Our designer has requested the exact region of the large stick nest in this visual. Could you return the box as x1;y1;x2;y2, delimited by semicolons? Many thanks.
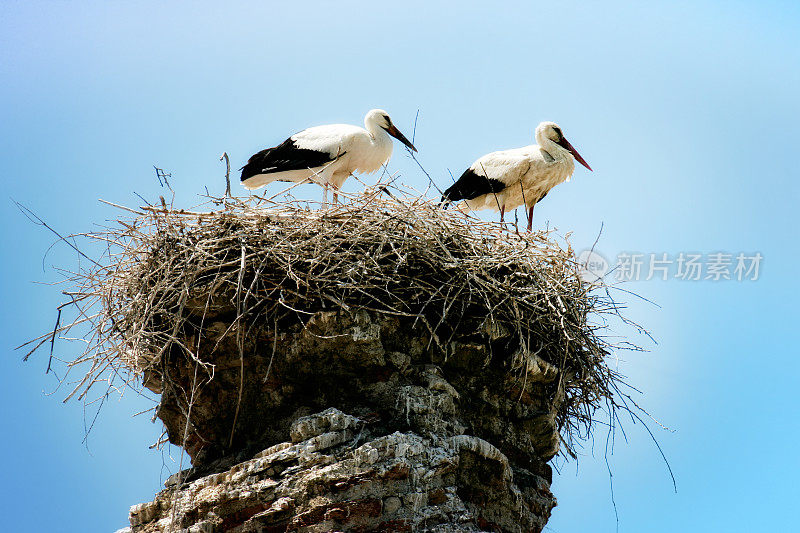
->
25;187;635;458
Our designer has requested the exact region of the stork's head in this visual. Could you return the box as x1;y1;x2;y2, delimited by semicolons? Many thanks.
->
536;121;592;171
365;109;417;152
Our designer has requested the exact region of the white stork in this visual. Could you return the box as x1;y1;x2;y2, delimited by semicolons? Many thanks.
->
442;122;592;231
241;109;417;203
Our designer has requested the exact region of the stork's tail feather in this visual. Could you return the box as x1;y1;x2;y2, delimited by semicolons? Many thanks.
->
240;158;265;184
440;182;463;209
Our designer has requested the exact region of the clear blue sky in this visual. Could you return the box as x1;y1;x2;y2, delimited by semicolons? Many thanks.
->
2;1;798;531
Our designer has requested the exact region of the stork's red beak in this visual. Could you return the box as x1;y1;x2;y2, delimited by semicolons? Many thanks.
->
558;137;592;171
386;124;417;152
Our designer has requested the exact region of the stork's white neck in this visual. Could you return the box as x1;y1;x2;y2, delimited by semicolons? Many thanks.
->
364;118;388;142
535;127;576;182
354;116;394;174
536;130;571;162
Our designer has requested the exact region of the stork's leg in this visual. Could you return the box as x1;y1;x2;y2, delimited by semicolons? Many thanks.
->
322;182;329;207
527;205;534;232
500;205;505;223
332;185;339;205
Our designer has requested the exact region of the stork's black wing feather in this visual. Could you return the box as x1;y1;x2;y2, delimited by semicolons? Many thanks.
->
441;168;506;203
240;138;344;182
